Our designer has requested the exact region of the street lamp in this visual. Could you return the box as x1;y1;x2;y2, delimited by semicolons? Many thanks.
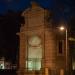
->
59;26;68;71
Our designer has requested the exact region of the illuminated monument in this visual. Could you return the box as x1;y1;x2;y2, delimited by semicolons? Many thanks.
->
17;1;70;75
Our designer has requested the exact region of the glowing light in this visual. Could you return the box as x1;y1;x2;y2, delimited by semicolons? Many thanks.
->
59;26;65;31
0;63;4;69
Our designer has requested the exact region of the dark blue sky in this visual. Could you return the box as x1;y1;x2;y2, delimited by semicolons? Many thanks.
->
0;0;55;13
0;0;75;20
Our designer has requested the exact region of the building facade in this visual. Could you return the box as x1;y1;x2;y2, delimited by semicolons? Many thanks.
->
0;57;12;69
17;2;70;75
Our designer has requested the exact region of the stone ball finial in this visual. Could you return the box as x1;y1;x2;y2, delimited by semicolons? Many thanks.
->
30;1;38;8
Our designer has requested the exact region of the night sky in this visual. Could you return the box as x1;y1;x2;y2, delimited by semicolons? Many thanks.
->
0;0;75;63
0;0;75;20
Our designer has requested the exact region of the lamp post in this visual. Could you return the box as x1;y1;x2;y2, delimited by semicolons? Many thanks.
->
59;26;68;71
65;28;68;71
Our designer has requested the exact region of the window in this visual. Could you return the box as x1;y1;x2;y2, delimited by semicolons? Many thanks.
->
58;40;64;54
26;35;42;71
26;58;41;70
59;40;63;54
